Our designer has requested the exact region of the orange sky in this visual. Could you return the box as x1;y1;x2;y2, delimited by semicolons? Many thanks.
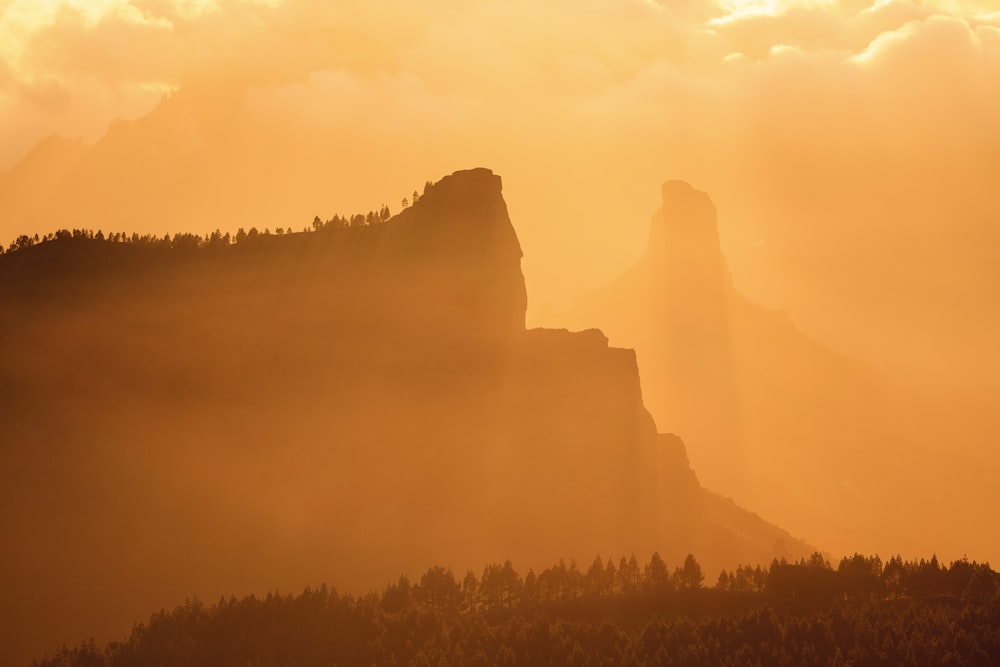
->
2;6;1000;658
2;0;998;397
3;0;998;170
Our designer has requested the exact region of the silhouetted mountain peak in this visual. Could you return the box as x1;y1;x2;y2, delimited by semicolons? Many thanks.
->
648;180;725;276
390;167;526;335
0;167;815;665
403;168;518;251
569;180;740;495
405;168;508;231
660;180;716;227
428;167;501;196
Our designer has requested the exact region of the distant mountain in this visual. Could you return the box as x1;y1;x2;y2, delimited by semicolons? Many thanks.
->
0;81;380;243
0;135;89;234
569;181;999;564
0;168;808;667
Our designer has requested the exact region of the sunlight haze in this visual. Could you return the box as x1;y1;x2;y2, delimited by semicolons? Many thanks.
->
1;0;998;665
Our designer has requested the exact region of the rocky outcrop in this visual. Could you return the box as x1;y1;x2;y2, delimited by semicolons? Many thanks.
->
0;169;805;571
648;180;732;293
493;328;658;561
377;168;527;344
575;180;743;494
0;169;808;667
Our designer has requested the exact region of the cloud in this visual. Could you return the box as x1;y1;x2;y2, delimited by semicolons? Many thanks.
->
0;0;304;166
2;0;998;235
24;3;179;83
0;0;998;398
0;0;992;161
1;0;998;260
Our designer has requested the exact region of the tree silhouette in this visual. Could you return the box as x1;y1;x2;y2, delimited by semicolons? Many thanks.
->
30;552;1000;667
675;554;704;590
644;552;669;591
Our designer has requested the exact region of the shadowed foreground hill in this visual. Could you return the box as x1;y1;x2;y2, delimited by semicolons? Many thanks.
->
37;552;1000;667
0;169;808;666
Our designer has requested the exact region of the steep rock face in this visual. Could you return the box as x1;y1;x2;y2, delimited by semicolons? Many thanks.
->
650;182;739;491
576;180;743;493
493;328;658;562
382;168;528;342
648;180;731;292
0;169;807;667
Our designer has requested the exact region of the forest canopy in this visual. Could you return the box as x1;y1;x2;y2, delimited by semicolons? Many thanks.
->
37;552;1000;667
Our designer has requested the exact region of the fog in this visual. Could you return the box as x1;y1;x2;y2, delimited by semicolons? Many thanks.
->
0;173;809;665
3;0;997;380
1;0;999;663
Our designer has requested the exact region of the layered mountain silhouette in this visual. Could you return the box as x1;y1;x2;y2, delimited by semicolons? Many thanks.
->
0;135;89;231
0;82;363;241
0;168;808;667
569;181;998;563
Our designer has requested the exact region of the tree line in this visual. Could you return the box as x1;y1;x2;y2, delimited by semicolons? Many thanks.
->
36;552;1000;666
1;214;366;256
2;181;440;257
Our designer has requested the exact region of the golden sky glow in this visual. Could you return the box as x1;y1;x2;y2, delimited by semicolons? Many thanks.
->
1;0;997;168
714;0;837;21
2;0;996;428
2;4;1000;662
1;0;998;421
1;0;998;387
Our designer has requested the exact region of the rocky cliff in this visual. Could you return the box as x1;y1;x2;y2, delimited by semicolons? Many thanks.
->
0;168;807;667
575;180;743;493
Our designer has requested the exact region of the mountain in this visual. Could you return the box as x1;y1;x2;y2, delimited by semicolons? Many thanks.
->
0;168;808;667
568;180;1000;564
0;135;89;237
0;81;387;243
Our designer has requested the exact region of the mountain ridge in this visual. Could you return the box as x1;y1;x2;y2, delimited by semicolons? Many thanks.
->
0;167;809;667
